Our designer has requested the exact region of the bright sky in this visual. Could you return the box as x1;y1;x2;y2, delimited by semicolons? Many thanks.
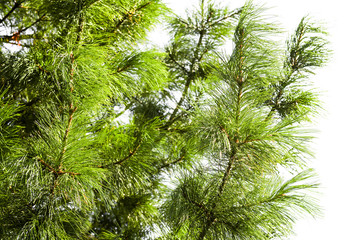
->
159;0;360;239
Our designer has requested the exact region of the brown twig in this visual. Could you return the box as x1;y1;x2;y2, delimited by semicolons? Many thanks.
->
218;151;236;196
0;33;36;43
117;65;131;73
160;155;185;169
58;106;77;161
37;157;57;174
99;140;142;168
37;157;81;176
37;64;50;74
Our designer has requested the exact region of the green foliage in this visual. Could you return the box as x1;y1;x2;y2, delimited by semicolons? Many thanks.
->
0;0;329;239
163;169;319;239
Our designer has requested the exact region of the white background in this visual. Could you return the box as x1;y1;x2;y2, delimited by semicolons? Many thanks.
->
156;0;360;239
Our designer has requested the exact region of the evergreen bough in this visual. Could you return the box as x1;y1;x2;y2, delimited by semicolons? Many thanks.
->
0;0;329;239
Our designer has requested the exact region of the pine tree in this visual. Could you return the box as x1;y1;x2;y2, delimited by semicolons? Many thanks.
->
0;0;329;239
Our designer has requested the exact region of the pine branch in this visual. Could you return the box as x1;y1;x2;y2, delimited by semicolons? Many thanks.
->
99;140;142;168
235;28;245;121
168;52;188;74
216;125;264;200
58;106;77;164
218;150;236;196
114;1;152;30
181;177;218;240
160;154;185;169
17;13;46;34
58;53;77;168
265;18;322;120
0;1;22;24
214;125;236;200
166;29;206;128
181;187;212;219
290;22;306;71
37;157;57;174
180;191;217;240
165;5;241;129
76;14;84;43
0;33;36;43
198;219;216;240
208;8;242;28
36;157;81;176
116;64;132;74
57;169;81;176
0;11;45;46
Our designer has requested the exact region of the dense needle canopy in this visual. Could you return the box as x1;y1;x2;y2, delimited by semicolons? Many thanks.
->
0;0;329;239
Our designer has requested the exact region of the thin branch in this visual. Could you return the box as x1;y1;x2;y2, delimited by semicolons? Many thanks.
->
208;8;242;28
116;65;131;73
168;52;188;74
197;47;208;64
265;95;280;121
165;29;206;128
241;193;286;209
36;64;50;74
56;107;78;176
160;155;185;169
37;157;57;174
58;53;76;167
36;157;81;176
57;170;81;176
266;24;306;120
115;142;141;164
17;13;46;34
219;125;232;146
217;125;237;196
0;10;45;46
218;151;236;196
76;14;84;43
54;52;79;175
114;1;152;30
99;140;142;168
181;188;212;218
290;23;306;71
58;105;77;164
198;219;216;240
165;76;192;128
0;33;36;43
265;78;291;121
235;28;246;122
0;1;22;25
